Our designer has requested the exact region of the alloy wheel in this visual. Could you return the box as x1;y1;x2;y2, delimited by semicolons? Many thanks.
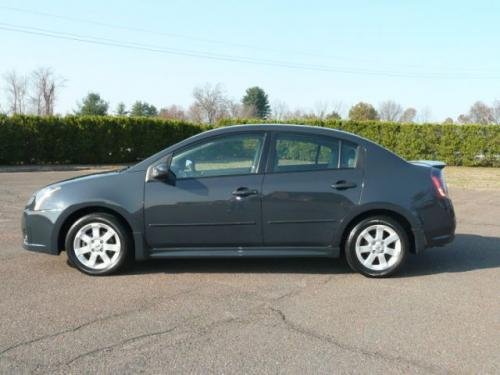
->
354;224;402;271
73;222;122;270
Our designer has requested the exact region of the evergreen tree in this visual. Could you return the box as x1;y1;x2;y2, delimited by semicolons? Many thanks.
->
75;93;109;116
130;101;158;117
242;86;270;119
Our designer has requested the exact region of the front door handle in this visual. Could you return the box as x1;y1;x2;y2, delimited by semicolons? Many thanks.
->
232;187;259;197
331;180;357;190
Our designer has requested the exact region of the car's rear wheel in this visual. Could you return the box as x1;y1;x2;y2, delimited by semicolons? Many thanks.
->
65;213;131;276
345;216;408;277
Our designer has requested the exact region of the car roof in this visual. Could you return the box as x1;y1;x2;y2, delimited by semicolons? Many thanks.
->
202;124;369;144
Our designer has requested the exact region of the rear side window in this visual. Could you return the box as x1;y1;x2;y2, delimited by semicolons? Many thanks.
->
272;133;358;173
272;134;339;173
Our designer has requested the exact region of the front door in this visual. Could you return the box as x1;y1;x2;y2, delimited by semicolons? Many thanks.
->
262;132;363;247
144;132;266;249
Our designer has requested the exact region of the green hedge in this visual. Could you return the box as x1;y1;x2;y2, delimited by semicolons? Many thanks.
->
0;115;498;166
0;115;205;164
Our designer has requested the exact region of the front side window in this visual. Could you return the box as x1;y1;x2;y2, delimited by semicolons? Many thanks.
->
171;133;265;178
272;133;358;173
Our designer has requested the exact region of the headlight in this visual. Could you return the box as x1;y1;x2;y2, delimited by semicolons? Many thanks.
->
34;186;61;211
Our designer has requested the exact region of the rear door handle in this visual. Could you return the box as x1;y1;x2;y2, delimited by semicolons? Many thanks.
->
232;187;259;197
331;180;357;190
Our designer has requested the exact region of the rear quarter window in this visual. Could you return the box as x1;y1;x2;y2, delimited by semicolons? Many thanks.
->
340;141;359;168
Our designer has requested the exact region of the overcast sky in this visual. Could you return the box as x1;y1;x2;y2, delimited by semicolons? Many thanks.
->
1;0;499;121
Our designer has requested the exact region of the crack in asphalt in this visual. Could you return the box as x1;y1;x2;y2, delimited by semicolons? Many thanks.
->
271;275;337;302
0;288;194;357
0;317;121;357
268;307;444;374
274;290;300;301
63;315;238;368
64;326;178;366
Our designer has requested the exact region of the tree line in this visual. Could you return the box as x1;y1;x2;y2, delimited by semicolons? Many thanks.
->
2;67;500;125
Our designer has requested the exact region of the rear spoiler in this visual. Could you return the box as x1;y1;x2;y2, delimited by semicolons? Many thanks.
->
409;160;446;170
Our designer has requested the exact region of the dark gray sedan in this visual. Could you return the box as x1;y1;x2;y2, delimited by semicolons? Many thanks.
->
22;124;455;277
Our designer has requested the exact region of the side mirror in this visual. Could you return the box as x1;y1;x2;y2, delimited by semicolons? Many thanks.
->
151;163;170;179
147;154;176;184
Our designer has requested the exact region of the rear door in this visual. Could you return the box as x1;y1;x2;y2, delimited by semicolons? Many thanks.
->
262;132;363;247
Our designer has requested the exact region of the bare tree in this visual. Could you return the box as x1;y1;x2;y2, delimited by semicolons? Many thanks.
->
378;100;403;122
292;108;319;120
492;100;500;125
159;105;187;120
416;106;432;123
191;83;228;124
225;100;248;118
241;103;259;118
311;101;345;120
312;101;330;119
400;108;417;123
3;70;28;114
468;101;494;125
270;100;289;121
330;101;345;119
30;67;65;115
188;103;204;123
457;114;471;124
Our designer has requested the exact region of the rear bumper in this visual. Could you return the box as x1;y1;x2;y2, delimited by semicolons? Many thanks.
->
418;197;456;250
22;208;62;255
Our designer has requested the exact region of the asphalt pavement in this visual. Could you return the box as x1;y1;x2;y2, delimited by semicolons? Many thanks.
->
0;170;499;374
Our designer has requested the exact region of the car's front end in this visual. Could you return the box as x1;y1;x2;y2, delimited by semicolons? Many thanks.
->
22;185;65;254
22;169;145;257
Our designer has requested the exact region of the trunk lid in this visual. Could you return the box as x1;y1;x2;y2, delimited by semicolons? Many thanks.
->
409;160;446;170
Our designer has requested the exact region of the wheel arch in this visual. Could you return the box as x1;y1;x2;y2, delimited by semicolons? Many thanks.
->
56;205;135;255
336;206;421;256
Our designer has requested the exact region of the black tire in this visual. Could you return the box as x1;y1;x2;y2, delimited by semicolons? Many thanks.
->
65;213;132;276
344;216;409;277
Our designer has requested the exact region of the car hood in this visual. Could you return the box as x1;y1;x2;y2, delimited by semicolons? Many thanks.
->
41;170;122;191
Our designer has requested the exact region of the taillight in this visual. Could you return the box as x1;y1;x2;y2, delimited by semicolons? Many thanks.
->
431;170;447;198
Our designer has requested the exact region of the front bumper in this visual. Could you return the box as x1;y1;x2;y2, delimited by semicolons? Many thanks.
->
22;208;62;255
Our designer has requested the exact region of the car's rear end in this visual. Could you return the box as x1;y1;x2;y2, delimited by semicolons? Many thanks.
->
410;160;456;248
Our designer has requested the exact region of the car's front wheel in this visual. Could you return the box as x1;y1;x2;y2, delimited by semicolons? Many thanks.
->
345;216;409;277
65;213;131;276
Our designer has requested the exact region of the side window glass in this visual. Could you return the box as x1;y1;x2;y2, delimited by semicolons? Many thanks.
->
273;134;340;172
340;141;358;168
275;139;317;167
171;134;264;178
